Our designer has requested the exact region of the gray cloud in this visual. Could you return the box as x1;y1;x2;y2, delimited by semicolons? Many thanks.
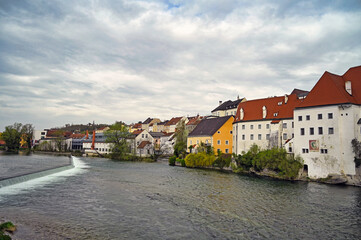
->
0;0;360;130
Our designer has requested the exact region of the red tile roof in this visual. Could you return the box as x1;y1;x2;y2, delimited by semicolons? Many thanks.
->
165;117;182;126
137;141;151;149
70;134;85;139
133;123;142;128
0;140;5;145
186;116;204;125
132;130;143;136
297;66;361;108
235;94;303;123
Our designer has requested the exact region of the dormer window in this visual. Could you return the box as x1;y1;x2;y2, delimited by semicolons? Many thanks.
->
278;102;282;105
273;112;278;117
262;106;267;119
240;108;244;120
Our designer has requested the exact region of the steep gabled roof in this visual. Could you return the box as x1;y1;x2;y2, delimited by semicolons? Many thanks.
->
187;116;204;125
290;88;309;98
138;141;151;149
234;94;302;123
132;130;143;136
297;66;361;108
142;118;153;124
165;117;182;126
189;116;233;137
211;98;245;112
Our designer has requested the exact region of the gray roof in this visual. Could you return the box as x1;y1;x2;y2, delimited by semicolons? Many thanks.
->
188;116;233;137
211;98;244;112
143;117;153;124
149;132;165;138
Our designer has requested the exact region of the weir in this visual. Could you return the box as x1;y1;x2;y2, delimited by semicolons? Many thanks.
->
0;158;74;188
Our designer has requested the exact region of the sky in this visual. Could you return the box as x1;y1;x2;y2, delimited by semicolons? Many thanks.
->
1;0;361;130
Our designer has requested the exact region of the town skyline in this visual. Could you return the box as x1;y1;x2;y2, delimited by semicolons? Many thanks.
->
1;0;361;130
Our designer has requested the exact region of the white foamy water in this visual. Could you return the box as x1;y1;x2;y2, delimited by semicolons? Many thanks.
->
0;157;88;200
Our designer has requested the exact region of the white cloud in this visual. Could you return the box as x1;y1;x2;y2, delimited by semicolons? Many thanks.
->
0;0;360;130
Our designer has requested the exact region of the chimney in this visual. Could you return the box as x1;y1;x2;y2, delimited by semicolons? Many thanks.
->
91;130;95;150
219;101;222;105
284;94;288;104
345;81;352;95
237;95;239;100
86;130;89;139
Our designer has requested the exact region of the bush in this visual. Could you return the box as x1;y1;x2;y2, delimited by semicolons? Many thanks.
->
184;152;216;168
169;155;176;166
213;153;232;169
234;145;303;180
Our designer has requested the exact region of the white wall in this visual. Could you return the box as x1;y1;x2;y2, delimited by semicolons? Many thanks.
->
294;105;358;178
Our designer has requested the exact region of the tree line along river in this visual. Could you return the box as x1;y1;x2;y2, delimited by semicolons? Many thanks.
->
0;154;360;239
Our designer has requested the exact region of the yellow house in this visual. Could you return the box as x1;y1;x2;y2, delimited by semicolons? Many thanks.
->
187;116;234;154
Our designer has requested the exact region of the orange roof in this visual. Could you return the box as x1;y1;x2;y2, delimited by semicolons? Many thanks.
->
165;117;182;126
187;116;204;125
297;66;361;108
137;141;151;149
235;94;302;123
70;134;85;139
0;140;5;145
132;130;143;136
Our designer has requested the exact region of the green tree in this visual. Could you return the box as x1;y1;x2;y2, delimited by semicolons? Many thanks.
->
105;122;130;160
21;124;34;150
2;123;23;152
173;119;188;157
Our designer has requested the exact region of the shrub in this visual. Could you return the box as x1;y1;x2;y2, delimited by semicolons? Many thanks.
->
234;145;303;180
184;152;215;168
169;155;176;166
213;153;232;169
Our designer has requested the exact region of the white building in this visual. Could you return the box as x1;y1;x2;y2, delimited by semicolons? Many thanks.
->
233;93;305;154
294;66;361;183
212;97;246;117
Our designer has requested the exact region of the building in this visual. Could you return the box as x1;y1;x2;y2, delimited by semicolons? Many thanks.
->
211;97;246;117
133;130;154;156
164;117;188;133
83;132;112;155
294;65;361;183
233;92;305;154
141;118;161;131
186;115;205;133
187;116;234;154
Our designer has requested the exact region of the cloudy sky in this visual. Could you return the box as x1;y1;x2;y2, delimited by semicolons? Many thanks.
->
1;0;360;130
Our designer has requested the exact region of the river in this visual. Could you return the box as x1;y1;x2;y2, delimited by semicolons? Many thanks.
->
0;154;360;239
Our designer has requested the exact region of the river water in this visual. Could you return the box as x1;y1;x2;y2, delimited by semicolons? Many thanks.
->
0;155;360;239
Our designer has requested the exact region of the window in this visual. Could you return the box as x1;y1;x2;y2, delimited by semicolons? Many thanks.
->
217;131;221;134
145;134;148;138
292;122;294;128
266;124;270;129
250;125;254;130
274;113;278;117
298;116;302;121
258;124;261;129
230;131;232;134
190;140;192;145
225;149;229;153
242;125;245;130
225;140;229;145
217;140;221;145
292;133;294;138
250;134;254;140
306;115;310;120
301;128;305;135
206;140;209;144
283;123;287;128
302;148;309;153
321;149;328;154
278;101;282;105
258;134;262;140
328;113;333;119
197;140;199;144
242;134;245;140
318;114;322;120
266;134;270;140
310;128;314;135
283;133;287;140
142;134;144;138
328;127;334;134
318;127;323;135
